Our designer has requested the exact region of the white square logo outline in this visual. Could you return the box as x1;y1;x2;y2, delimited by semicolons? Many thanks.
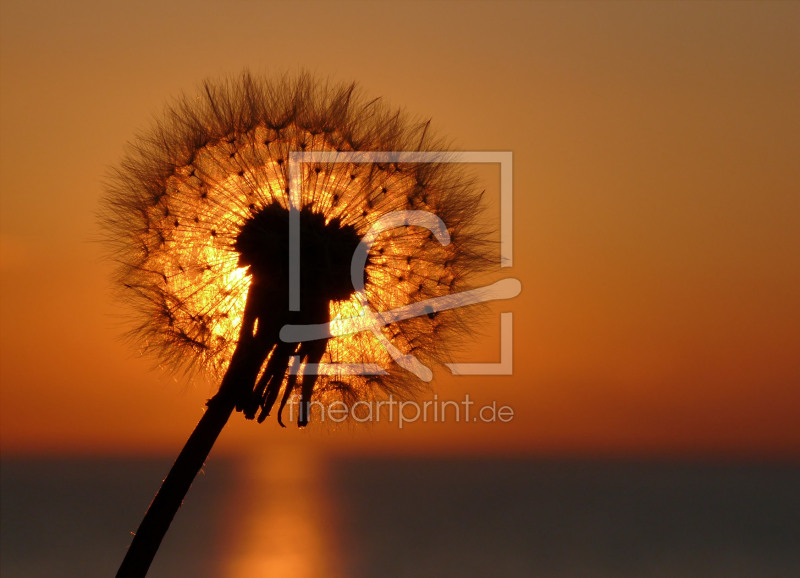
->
285;151;514;377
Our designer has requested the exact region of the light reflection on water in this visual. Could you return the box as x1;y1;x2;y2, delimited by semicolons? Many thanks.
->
2;456;799;577
220;445;347;578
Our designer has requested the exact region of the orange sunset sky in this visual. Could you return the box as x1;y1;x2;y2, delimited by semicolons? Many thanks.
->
1;1;798;460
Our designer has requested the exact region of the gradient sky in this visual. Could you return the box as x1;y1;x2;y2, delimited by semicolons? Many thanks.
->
1;0;798;459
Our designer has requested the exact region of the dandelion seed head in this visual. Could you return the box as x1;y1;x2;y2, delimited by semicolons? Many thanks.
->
103;71;492;422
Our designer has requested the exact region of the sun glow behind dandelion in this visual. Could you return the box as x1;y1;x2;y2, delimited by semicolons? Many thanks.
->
104;72;493;427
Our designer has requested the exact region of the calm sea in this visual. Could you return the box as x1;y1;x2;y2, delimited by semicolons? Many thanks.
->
2;453;799;577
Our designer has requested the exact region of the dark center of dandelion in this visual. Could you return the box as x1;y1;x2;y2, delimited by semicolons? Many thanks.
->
235;203;362;307
225;203;365;427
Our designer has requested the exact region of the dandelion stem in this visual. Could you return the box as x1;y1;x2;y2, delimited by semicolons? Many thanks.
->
115;388;237;578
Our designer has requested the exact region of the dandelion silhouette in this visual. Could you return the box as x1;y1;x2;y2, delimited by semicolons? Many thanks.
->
103;72;493;577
